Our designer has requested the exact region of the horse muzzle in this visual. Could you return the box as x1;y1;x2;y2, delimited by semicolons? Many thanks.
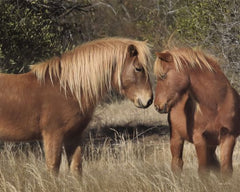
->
154;103;168;113
135;94;153;109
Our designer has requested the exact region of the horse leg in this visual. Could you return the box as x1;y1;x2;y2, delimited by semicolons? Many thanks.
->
219;130;236;175
70;146;82;176
207;146;220;171
193;132;208;174
64;136;83;176
42;131;63;175
170;133;184;173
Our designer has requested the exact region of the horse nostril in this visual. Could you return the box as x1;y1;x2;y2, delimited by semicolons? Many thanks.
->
147;98;153;107
154;104;159;111
138;97;153;108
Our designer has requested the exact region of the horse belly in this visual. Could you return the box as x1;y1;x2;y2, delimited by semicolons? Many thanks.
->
0;114;41;141
0;99;41;141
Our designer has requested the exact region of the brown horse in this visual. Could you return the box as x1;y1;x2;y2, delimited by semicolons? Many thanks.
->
153;47;240;175
0;37;153;175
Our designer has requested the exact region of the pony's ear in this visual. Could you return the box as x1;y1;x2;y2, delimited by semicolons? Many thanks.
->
156;52;173;62
128;44;138;57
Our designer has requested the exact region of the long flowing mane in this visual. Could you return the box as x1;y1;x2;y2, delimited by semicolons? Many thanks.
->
155;47;221;75
30;37;151;111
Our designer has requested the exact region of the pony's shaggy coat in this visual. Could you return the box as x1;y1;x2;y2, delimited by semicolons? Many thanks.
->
154;47;240;175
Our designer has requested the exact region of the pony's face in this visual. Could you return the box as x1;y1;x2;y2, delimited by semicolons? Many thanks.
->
154;51;189;113
120;45;153;108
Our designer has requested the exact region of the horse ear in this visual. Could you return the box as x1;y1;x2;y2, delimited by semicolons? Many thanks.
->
156;52;173;62
128;44;138;57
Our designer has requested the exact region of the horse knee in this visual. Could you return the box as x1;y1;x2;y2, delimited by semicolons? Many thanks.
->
44;151;62;175
193;132;205;146
171;157;183;173
43;133;63;175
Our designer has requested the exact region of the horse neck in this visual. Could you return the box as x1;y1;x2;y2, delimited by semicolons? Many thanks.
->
188;70;229;110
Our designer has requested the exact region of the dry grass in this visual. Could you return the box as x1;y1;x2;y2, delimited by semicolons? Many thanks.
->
1;137;240;192
0;100;240;192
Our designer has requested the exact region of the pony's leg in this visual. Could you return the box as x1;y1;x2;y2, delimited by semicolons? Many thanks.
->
170;133;184;173
193;132;208;173
207;146;220;171
42;132;63;175
219;133;235;175
70;146;82;176
64;137;83;176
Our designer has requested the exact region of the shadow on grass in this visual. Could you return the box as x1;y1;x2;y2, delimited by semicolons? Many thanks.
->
0;124;169;157
82;124;169;145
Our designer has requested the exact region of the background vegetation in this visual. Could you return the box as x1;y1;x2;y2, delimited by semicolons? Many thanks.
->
0;0;239;90
0;1;240;191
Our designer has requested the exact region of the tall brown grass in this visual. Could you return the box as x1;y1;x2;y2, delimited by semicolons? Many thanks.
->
0;101;240;192
0;135;240;192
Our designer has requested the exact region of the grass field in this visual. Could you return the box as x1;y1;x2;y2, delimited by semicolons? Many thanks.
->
0;101;240;192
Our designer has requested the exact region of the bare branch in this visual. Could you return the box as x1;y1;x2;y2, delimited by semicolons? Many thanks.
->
90;2;117;15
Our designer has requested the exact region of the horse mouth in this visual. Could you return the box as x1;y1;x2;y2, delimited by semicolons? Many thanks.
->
154;103;168;113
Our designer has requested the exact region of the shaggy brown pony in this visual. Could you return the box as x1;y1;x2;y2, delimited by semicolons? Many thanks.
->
154;47;240;175
0;37;153;175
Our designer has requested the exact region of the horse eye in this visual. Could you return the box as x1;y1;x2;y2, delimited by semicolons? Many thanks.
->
135;67;143;72
159;73;167;80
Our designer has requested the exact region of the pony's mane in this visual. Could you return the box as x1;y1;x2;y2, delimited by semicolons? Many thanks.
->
30;37;151;111
154;47;220;76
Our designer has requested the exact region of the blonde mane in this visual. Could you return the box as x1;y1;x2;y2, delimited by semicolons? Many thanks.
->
30;37;151;111
154;47;219;76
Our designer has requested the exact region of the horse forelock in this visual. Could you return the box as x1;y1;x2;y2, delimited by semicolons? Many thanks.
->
167;47;218;72
30;37;151;112
153;57;165;77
